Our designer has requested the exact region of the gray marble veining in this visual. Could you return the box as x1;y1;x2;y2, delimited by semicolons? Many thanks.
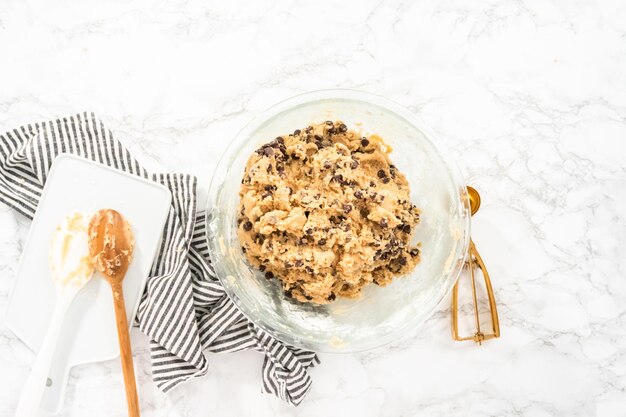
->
1;0;625;416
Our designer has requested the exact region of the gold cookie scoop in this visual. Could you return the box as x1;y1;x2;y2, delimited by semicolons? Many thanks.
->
452;186;500;344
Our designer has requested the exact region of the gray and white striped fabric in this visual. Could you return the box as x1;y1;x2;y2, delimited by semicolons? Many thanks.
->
0;112;319;406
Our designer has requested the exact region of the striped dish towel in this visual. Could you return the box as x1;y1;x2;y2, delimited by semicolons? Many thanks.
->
0;112;319;406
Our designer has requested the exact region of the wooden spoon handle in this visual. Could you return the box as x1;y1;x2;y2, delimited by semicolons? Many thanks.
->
110;282;140;417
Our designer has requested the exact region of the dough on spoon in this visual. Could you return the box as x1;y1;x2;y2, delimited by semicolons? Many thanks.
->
50;212;94;286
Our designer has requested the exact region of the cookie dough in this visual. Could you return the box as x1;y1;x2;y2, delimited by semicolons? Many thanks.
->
237;121;421;304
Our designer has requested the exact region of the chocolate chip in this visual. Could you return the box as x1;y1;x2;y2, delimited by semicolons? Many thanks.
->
410;248;420;257
398;257;407;266
360;208;370;218
382;177;390;184
315;141;323;149
355;190;363;199
332;174;343;183
294;129;301;135
305;294;314;300
264;185;273;191
284;262;292;268
267;164;272;173
350;160;359;169
259;265;266;272
338;123;347;132
277;165;285;173
377;169;386;178
291;153;299;160
284;289;293;298
370;181;376;187
305;228;313;235
295;260;304;267
263;147;274;156
380;219;388;228
276;137;284;144
241;246;246;253
243;221;252;231
361;138;369;147
341;284;350;291
265;271;274;279
304;211;310;218
402;224;411;234
315;134;323;141
327;292;336;301
323;161;332;169
343;204;352;213
325;120;333;126
318;238;327;245
305;266;314;274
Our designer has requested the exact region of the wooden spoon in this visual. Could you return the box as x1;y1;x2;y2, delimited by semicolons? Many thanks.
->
88;209;139;417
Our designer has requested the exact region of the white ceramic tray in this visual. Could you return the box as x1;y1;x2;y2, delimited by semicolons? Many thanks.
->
5;154;172;414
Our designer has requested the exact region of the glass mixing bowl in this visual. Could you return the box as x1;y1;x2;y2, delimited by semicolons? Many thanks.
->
206;89;470;353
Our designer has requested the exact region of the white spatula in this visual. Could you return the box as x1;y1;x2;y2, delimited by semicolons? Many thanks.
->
15;212;94;417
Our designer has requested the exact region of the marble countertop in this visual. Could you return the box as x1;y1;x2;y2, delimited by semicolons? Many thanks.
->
1;0;625;416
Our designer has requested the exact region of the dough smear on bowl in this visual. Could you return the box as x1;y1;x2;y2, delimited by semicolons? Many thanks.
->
237;121;421;304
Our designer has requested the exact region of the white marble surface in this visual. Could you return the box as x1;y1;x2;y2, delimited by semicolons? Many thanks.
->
1;0;625;416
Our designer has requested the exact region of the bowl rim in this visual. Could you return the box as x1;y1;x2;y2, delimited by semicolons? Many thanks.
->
206;88;471;353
